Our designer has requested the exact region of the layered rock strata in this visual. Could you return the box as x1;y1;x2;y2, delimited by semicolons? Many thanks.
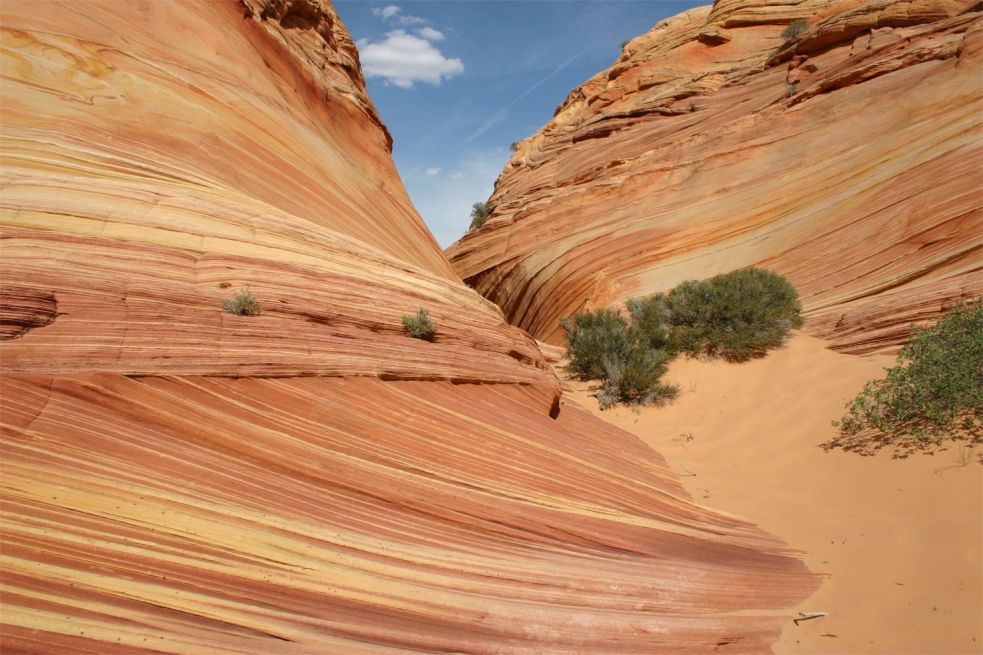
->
0;1;817;652
3;375;812;653
447;0;983;353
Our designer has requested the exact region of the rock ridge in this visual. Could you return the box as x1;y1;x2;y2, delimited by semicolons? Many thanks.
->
240;0;395;151
448;0;982;353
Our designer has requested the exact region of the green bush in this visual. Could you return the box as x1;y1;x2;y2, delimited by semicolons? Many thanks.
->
222;288;262;316
561;269;802;408
626;294;673;353
402;309;436;340
598;348;678;409
561;307;678;409
664;268;803;362
836;301;983;443
469;201;494;231
560;309;632;380
782;19;807;41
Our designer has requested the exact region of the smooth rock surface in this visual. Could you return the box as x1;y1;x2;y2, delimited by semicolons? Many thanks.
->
2;374;814;653
447;0;982;353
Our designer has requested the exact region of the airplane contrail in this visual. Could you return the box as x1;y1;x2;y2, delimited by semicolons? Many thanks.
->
464;38;603;144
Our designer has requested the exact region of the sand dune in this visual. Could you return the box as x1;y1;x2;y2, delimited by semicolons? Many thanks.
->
566;334;982;654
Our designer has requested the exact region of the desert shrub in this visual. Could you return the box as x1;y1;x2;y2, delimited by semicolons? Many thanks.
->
597;348;678;409
664;268;803;362
469;201;494;230
402;309;436;340
560;308;632;380
836;301;983;443
510;141;520;152
782;19;807;41
562;269;802;408
627;294;673;353
562;306;678;409
222;288;262;316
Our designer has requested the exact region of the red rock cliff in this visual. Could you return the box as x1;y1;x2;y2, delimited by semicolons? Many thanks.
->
447;0;982;353
1;1;815;652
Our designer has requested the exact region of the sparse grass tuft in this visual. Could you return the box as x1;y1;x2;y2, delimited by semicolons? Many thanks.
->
402;309;436;340
222;288;262;316
782;19;808;42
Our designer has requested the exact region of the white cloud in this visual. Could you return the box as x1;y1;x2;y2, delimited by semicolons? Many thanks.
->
358;30;463;88
449;172;464;181
398;15;428;26
372;4;401;20
425;167;442;176
416;26;445;41
372;4;428;25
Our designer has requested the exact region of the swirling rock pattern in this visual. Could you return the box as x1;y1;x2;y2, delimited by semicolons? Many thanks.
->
2;375;813;653
1;0;816;652
447;0;982;353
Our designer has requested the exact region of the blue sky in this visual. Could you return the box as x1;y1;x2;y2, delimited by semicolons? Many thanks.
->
334;1;703;247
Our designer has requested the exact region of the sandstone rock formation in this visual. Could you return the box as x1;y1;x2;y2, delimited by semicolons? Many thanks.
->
447;0;982;353
0;1;815;652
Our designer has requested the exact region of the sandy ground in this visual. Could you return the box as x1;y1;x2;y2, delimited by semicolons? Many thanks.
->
565;335;982;654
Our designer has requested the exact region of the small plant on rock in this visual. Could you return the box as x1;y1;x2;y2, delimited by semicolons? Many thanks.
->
469;201;494;231
402;309;436;340
782;19;807;42
222;287;262;316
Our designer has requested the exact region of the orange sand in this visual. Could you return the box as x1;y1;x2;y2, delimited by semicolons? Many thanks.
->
566;335;982;654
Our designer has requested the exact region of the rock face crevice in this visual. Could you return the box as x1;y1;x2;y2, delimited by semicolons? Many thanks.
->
448;0;982;354
1;1;816;652
0;286;57;340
